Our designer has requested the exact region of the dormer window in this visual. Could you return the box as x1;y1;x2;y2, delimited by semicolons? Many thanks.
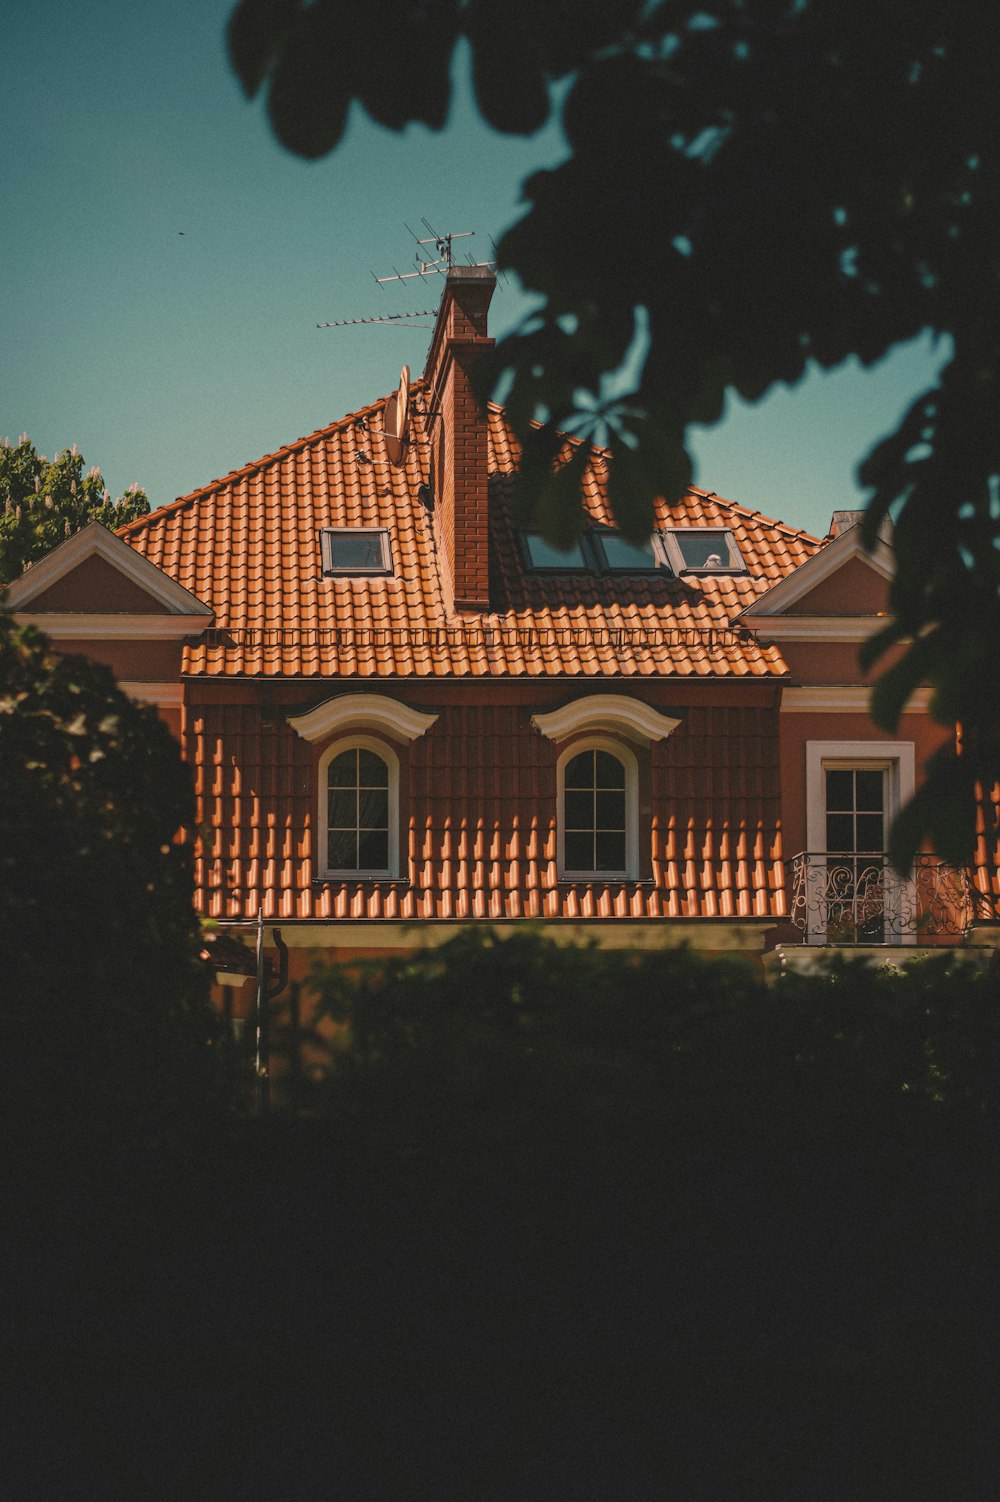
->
662;528;745;574
320;528;392;576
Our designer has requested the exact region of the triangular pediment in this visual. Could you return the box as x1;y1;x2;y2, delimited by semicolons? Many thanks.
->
741;521;893;623
7;521;210;618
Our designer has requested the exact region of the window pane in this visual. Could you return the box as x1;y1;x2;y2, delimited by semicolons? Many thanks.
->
855;770;884;812
825;769;854;811
328;750;357;787
325;531;389;571
673;531;732;569
522;533;589;570
855;814;885;852
328;829;357;868
564;831;594;870
826;813;854;852
358;788;388;829
595;790;626;827
357;749;388;788
358;830;389;870
594;532;659;572
564;790;593;830
328;790;357;827
595;831;627;870
593;751;625;787
564;752;594;790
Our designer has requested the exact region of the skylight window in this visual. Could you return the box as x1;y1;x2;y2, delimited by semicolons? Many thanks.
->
590;530;666;573
520;528;674;575
320;528;393;576
520;533;590;572
661;528;745;573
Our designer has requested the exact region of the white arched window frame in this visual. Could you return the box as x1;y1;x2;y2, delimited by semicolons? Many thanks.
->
317;735;400;879
287;693;438;882
556;736;639;880
532;696;682;883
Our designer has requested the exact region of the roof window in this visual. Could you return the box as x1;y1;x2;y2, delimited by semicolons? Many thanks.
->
521;528;671;575
520;533;590;572
661;528;745;574
590;529;665;573
320;527;393;576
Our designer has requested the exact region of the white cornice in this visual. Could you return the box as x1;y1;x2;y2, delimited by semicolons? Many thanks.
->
745;615;889;642
781;686;932;713
532;694;682;746
118;681;185;708
287;692;439;744
741;523;894;620
15;612;212;639
6;520;210;616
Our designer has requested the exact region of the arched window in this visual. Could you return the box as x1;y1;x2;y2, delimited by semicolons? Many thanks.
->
326;744;391;873
533;696;682;883
563;747;627;874
318;736;400;878
557;737;639;879
287;695;438;884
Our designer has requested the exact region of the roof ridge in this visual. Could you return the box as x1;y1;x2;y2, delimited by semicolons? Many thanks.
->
116;384;422;539
686;486;822;545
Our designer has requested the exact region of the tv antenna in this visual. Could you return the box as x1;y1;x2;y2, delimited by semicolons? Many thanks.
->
316;309;438;330
373;219;493;288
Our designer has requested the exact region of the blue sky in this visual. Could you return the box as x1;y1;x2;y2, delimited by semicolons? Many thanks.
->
3;0;946;541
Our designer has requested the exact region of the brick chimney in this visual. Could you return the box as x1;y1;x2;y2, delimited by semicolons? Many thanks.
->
423;264;495;612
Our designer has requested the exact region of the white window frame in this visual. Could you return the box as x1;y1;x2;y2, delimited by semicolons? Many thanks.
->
556;736;639;881
804;740;916;945
660;527;746;574
318;734;400;880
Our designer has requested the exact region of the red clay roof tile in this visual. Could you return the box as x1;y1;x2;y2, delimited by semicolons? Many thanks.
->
118;388;819;681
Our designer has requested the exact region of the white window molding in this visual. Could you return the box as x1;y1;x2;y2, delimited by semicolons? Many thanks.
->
557;736;639;881
532;694;681;749
318;735;401;879
805;741;915;851
803;739;916;945
288;693;437;745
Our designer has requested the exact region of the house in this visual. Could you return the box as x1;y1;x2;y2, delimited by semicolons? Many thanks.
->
10;265;999;1001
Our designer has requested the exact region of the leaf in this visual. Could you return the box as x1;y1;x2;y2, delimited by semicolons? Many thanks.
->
227;0;302;98
264;5;350;158
888;747;978;875
466;2;551;134
868;630;940;730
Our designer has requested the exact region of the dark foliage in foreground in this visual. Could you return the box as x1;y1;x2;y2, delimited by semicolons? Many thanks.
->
8;931;1000;1497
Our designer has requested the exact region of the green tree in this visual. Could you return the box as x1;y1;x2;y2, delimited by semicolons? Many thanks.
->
227;0;1000;869
0;607;227;1145
0;434;150;585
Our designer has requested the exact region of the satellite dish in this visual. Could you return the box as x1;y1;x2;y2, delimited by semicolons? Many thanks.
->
383;364;410;467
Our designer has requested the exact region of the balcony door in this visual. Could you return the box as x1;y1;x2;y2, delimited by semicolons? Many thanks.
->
805;741;916;946
823;763;889;942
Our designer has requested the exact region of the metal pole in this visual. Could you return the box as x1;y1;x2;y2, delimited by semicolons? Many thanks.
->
254;907;269;1114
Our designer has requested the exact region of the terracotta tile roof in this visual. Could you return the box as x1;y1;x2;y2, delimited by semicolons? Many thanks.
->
192;699;785;923
119;388;821;680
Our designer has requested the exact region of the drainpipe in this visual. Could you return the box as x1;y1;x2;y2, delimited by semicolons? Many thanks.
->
254;909;268;1114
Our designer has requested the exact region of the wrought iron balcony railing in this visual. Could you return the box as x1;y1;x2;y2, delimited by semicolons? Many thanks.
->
788;852;973;945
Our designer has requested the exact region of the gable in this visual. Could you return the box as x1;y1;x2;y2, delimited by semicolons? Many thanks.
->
22;551;174;614
7;519;211;622
783;554;889;616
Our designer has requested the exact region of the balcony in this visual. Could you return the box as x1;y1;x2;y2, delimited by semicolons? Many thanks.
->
788;852;975;946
